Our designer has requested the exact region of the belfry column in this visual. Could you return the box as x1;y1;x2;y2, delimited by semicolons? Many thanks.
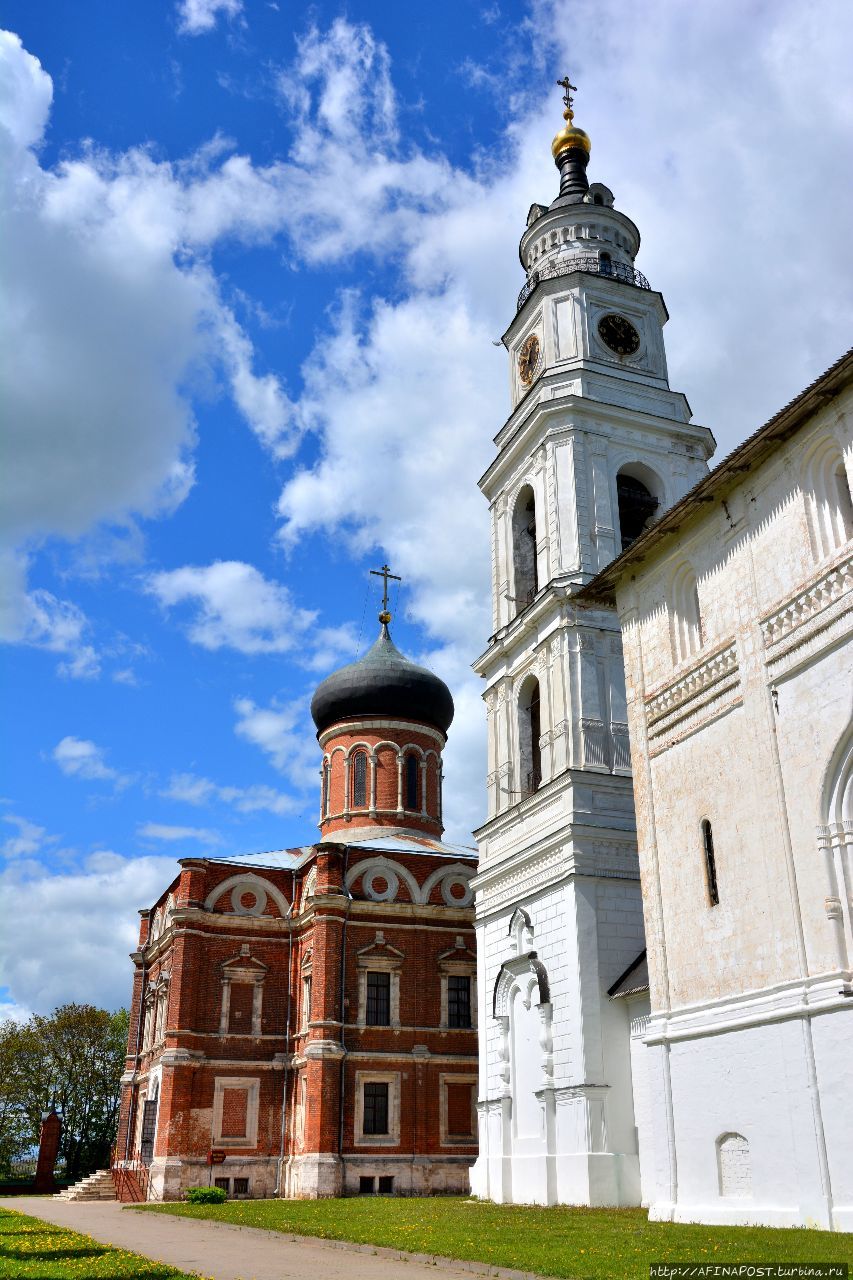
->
470;77;713;1207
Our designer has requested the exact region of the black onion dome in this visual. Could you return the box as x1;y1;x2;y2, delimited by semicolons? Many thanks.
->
311;624;454;737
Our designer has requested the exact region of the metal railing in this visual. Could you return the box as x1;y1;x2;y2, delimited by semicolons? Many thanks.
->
517;255;651;311
111;1147;153;1202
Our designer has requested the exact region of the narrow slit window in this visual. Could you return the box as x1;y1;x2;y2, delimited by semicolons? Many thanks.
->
702;819;719;906
405;753;418;810
321;761;330;817
352;751;368;808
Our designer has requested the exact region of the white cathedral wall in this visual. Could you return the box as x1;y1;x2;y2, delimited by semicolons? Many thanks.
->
615;385;853;1230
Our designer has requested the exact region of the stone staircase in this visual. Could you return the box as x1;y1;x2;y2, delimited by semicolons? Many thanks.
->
54;1168;117;1201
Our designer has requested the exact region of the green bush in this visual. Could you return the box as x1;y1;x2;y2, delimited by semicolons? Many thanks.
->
184;1186;226;1205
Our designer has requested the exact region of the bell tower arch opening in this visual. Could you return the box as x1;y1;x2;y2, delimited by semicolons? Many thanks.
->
616;465;661;551
517;676;542;798
512;485;538;613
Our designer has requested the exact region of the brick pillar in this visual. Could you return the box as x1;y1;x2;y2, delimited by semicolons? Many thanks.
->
34;1108;62;1192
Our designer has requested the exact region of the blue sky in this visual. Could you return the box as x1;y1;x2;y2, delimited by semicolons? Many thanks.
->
2;0;852;1018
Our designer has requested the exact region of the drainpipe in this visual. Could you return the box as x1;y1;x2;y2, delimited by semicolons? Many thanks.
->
274;869;296;1197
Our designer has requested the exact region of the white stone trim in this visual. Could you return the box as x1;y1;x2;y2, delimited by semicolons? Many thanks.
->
353;1070;401;1147
211;1076;260;1149
439;1072;478;1145
204;873;291;919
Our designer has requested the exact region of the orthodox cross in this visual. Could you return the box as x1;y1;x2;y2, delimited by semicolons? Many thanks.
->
557;75;577;113
370;563;401;616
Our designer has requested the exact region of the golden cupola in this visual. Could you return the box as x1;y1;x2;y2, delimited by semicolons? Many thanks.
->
551;76;591;203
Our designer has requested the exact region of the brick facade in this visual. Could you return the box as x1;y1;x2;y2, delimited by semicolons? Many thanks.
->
117;629;478;1200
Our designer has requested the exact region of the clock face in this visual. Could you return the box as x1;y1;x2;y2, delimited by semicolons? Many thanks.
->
597;313;641;356
518;333;541;386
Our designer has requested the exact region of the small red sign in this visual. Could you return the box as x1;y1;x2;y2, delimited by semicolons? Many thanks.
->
208;1150;227;1165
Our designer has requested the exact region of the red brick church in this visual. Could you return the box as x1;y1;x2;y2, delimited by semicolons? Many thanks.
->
116;603;478;1199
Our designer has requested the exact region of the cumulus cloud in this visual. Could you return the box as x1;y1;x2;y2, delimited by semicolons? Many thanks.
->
138;822;222;844
0;854;179;1012
0;552;100;679
233;695;318;792
145;560;358;665
52;736;120;783
2;814;59;860
162;771;299;816
177;0;244;36
269;2;853;839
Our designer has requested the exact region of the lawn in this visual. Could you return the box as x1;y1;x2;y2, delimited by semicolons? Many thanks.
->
0;1208;204;1280
141;1196;853;1280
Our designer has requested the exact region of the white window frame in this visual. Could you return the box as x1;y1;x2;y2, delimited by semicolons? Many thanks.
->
439;1072;478;1146
211;1076;260;1149
353;1071;400;1147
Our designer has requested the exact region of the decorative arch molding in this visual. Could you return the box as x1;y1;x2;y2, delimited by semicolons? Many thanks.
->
492;951;551;1018
204;872;291;919
419;862;475;908
817;721;853;968
345;856;475;907
507;906;534;954
345;856;420;905
670;561;703;664
803;434;853;561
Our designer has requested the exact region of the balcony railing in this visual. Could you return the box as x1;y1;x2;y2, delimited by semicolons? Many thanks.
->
517;255;651;311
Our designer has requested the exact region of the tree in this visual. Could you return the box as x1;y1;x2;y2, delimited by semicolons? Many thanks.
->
0;1004;129;1179
0;1021;35;1176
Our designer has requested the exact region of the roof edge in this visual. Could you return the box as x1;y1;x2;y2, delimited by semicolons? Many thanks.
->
575;346;853;607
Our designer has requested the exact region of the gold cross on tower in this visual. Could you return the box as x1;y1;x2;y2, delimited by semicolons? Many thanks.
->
557;75;577;115
370;563;401;624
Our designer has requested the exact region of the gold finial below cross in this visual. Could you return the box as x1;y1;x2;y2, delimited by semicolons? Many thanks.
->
370;563;401;621
557;75;577;116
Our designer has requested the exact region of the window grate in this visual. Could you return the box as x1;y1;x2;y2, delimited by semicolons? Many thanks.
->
363;1082;389;1135
365;971;391;1025
447;975;472;1028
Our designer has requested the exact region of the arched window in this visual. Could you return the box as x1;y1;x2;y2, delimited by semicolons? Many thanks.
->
599;249;612;273
616;469;659;550
405;753;418;810
351;751;368;809
671;565;703;664
321;761;330;817
512;485;538;613
518;678;542;798
805;442;853;559
701;819;719;906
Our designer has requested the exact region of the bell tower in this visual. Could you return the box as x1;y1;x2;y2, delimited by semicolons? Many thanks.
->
469;83;713;1207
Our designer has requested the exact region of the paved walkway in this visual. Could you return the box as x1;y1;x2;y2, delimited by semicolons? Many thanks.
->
1;1197;543;1280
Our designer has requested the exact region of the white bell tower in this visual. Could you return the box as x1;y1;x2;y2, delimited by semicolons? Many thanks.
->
469;80;714;1206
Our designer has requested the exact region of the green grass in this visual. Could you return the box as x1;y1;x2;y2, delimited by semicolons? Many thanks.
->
140;1196;853;1280
0;1208;205;1279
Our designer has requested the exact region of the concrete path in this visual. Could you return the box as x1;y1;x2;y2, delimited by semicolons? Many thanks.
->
1;1197;543;1280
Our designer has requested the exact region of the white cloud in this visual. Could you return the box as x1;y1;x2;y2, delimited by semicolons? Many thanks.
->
269;3;853;839
146;561;311;654
2;814;59;860
0;854;179;1012
161;771;299;816
52;736;119;782
145;560;358;667
0;551;101;679
177;0;244;36
138;822;222;844
233;695;318;791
